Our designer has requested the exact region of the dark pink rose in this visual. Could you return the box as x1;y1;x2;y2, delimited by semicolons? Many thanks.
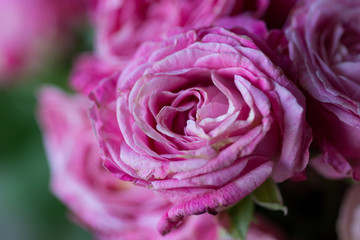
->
89;26;311;234
337;184;360;240
285;0;360;180
0;0;56;84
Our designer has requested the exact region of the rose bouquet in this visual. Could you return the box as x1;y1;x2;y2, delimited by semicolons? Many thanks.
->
37;0;360;239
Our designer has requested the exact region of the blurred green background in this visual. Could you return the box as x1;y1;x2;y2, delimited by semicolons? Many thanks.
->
0;28;92;239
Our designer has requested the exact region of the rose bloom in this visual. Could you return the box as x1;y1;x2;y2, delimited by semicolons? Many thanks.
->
0;0;56;84
285;0;360;180
94;0;272;64
90;26;311;234
38;86;285;240
337;184;360;240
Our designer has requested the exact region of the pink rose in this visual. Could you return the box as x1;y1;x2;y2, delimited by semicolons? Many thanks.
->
95;0;234;63
38;86;285;240
90;26;311;234
337;184;360;240
94;0;274;64
285;0;360;180
0;0;56;84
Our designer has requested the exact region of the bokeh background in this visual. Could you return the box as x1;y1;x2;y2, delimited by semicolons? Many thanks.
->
0;11;93;238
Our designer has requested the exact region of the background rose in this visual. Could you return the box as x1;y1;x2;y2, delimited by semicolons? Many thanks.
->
94;0;276;64
38;87;171;239
337;184;360;240
90;26;311;234
95;0;232;64
285;0;360;180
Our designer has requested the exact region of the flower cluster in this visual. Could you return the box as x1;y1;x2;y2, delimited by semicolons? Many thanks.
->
37;0;360;239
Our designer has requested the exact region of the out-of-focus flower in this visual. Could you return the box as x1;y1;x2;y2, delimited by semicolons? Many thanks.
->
0;0;56;84
0;0;93;86
285;0;360;180
89;26;311;234
38;86;286;240
38;87;170;239
337;184;360;240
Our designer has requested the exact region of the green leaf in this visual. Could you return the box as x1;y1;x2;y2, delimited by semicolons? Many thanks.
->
228;196;254;240
251;179;287;214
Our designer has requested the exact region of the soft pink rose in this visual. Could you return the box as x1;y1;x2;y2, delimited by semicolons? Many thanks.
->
94;0;274;64
337;184;360;240
285;0;360;180
0;0;56;83
89;26;311;234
